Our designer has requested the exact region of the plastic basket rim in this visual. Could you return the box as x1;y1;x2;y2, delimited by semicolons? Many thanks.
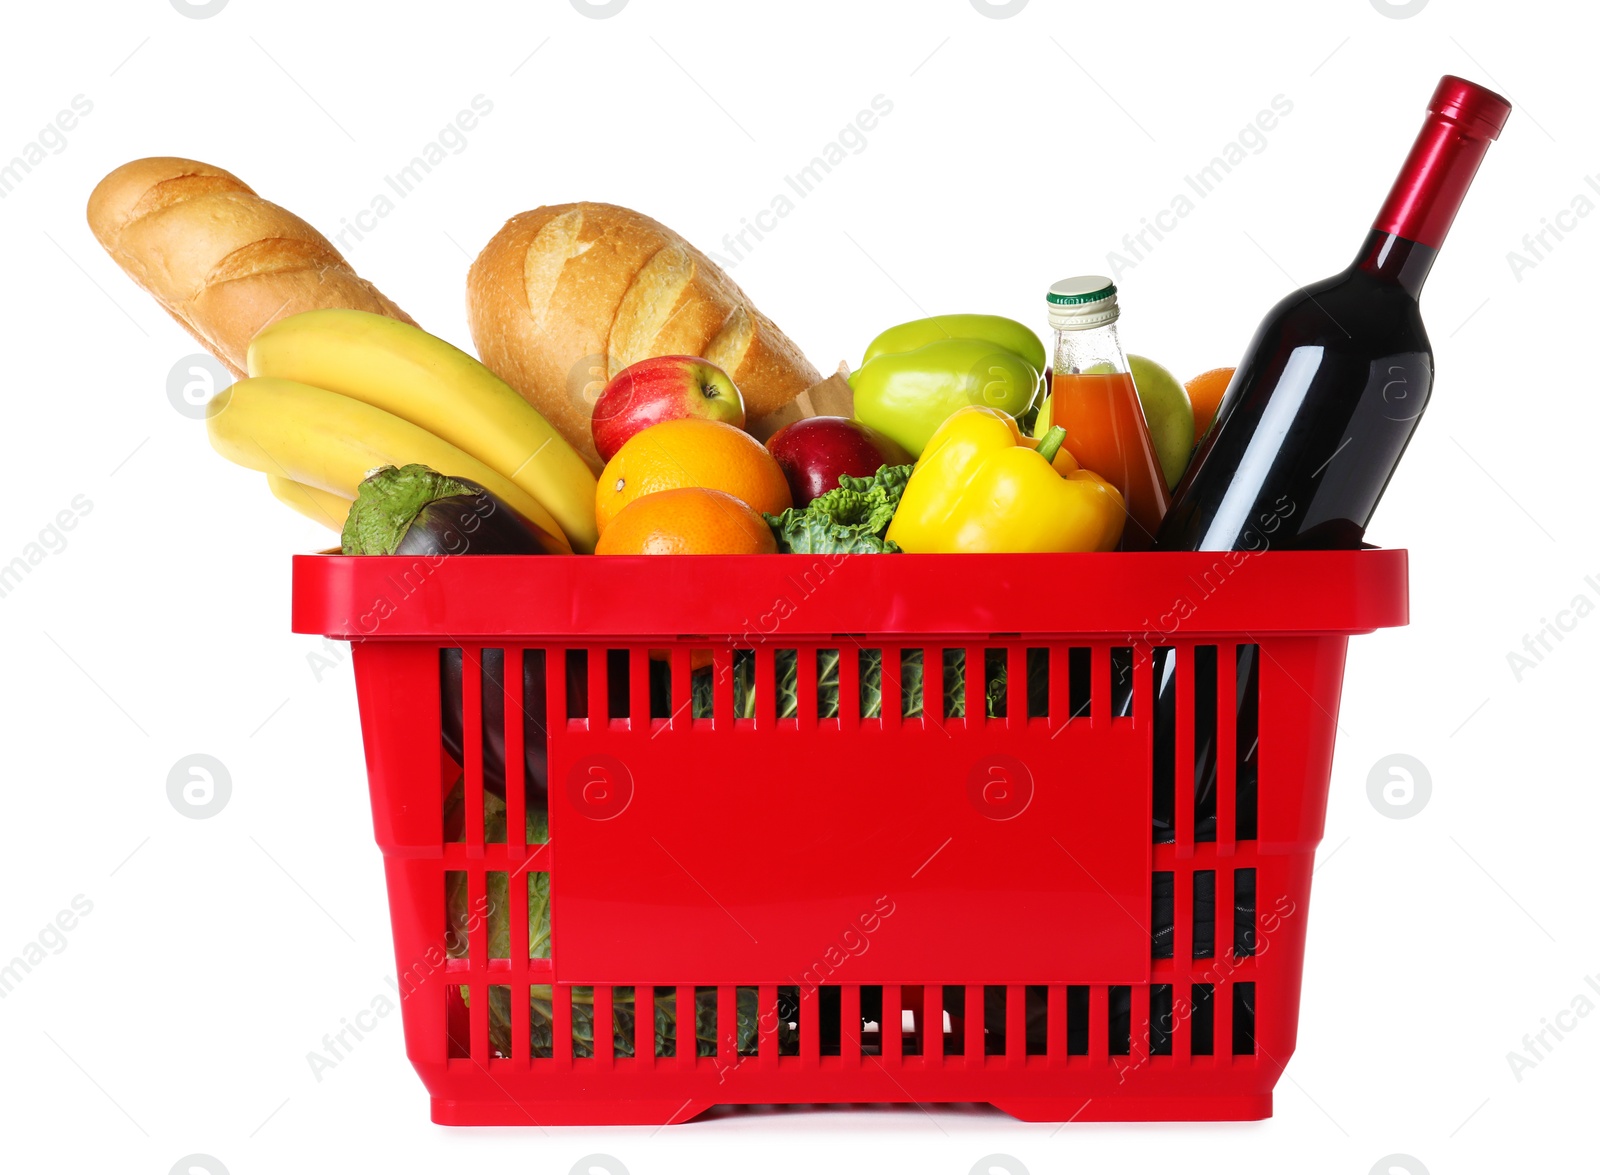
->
290;546;1409;642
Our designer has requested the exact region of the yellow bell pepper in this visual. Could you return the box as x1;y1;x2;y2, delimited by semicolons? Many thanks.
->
886;406;1125;554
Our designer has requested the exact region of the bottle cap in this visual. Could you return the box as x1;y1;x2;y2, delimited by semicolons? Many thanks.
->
1430;75;1512;141
1047;276;1119;330
1373;75;1512;249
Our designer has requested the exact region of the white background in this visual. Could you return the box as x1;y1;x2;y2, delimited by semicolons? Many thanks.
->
0;0;1592;1172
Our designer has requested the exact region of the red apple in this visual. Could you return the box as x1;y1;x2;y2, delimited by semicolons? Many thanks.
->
591;356;745;462
765;416;912;507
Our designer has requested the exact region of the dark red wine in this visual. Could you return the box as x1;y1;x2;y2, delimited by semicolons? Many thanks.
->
1146;77;1509;845
1156;76;1511;552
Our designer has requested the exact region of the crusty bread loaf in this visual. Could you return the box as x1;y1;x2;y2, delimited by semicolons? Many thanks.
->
467;203;821;469
87;157;412;376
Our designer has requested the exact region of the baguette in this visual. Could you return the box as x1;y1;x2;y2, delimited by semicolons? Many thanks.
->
87;157;412;376
467;203;821;469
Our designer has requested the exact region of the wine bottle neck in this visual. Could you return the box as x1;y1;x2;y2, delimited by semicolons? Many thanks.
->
1352;229;1436;297
1370;75;1510;253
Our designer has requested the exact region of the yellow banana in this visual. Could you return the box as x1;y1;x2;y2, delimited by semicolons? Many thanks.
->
266;475;351;532
248;308;599;553
208;377;571;553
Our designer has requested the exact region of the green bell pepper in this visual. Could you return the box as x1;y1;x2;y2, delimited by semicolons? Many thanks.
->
852;316;1044;457
859;313;1048;373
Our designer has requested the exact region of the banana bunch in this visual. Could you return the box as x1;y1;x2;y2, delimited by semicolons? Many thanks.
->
206;309;599;553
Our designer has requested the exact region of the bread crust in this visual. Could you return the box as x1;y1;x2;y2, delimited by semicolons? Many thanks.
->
87;156;411;375
468;202;820;469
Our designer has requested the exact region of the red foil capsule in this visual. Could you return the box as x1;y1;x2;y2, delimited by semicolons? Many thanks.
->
1372;75;1512;250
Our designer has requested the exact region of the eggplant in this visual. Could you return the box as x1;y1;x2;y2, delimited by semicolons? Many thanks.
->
343;464;565;801
440;647;550;803
393;486;556;558
439;648;626;803
341;463;561;558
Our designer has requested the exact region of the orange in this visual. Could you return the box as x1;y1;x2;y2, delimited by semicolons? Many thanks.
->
595;417;792;533
595;487;777;555
1185;367;1235;443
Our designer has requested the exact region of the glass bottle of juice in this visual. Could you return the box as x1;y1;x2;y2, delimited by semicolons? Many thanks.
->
1046;277;1170;550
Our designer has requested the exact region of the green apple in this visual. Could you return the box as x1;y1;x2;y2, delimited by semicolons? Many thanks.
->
1030;356;1194;489
1128;355;1194;490
1031;391;1054;439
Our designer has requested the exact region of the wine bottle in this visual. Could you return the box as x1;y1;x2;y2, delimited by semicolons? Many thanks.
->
1156;76;1511;552
1147;77;1508;846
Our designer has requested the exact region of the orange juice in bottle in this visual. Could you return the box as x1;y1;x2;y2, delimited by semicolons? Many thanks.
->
1046;277;1169;550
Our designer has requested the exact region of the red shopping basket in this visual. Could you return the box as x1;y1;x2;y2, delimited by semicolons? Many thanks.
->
292;547;1406;1125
